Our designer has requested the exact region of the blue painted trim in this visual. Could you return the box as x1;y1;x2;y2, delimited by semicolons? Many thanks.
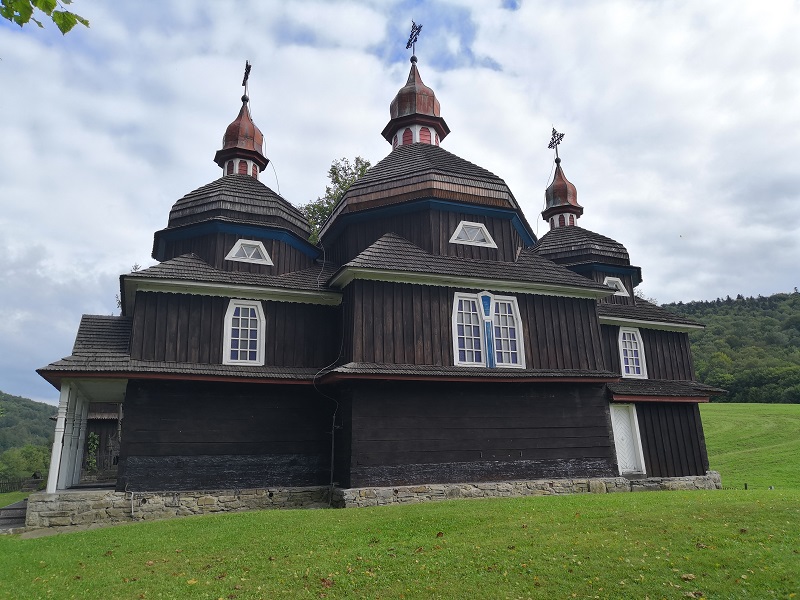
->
157;221;320;259
323;198;537;246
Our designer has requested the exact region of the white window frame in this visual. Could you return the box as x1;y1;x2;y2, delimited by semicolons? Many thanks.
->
603;276;630;297
225;239;274;266
618;327;647;378
449;221;498;248
223;299;266;366
609;403;646;476
452;291;525;369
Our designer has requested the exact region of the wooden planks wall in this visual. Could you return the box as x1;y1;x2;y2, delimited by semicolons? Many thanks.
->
601;325;695;380
636;402;709;477
340;382;617;487
117;380;334;491
326;208;522;265
346;280;605;370
130;292;339;367
164;233;315;275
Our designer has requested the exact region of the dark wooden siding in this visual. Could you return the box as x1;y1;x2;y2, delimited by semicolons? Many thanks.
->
636;402;709;477
163;233;315;275
640;329;696;380
130;291;339;367
346;281;604;370
338;381;616;487
117;380;334;491
601;325;695;380
326;208;521;265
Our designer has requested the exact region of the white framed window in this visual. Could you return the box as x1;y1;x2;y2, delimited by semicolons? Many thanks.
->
223;300;265;365
449;221;497;248
603;276;630;297
452;291;525;368
610;403;646;475
618;327;647;378
225;239;274;266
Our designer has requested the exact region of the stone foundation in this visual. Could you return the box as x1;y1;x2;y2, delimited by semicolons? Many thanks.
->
25;472;721;529
25;486;331;528
334;471;722;507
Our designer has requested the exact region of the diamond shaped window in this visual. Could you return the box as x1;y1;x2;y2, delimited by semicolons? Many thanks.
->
225;239;274;265
449;221;497;248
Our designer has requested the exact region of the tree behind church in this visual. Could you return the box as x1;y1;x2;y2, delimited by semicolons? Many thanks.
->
300;156;370;244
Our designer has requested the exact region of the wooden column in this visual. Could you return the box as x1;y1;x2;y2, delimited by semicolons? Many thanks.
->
47;383;73;493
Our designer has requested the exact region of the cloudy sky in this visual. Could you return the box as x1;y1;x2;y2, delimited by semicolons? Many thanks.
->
1;0;798;404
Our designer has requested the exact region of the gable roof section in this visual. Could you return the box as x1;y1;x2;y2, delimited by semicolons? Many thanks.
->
321;144;532;239
597;298;703;331
122;254;341;314
329;233;613;298
37;314;318;388
165;174;310;237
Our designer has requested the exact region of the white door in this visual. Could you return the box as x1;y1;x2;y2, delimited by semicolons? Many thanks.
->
610;403;645;475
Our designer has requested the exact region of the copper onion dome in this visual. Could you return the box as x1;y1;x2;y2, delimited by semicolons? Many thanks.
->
213;94;269;172
542;157;583;223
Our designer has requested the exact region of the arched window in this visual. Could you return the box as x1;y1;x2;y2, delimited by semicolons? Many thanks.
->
419;127;431;144
223;300;266;365
558;215;566;227
402;128;413;145
226;161;234;175
569;214;575;226
238;160;248;174
251;164;258;178
550;218;554;230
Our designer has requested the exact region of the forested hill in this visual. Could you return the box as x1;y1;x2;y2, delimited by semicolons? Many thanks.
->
0;390;57;454
662;291;800;403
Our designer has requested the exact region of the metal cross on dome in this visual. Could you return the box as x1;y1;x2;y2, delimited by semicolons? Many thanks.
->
242;60;252;95
406;20;423;55
548;127;565;159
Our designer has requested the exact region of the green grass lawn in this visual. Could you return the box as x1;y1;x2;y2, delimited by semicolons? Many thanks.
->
0;491;28;507
0;403;798;599
701;403;800;490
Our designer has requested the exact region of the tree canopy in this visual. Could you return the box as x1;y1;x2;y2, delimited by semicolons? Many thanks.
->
1;0;88;34
663;291;800;403
300;156;371;244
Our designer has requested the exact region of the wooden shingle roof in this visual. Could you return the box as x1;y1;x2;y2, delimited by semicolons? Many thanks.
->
165;174;309;237
321;144;521;237
597;299;703;329
608;378;724;398
331;233;612;297
535;225;630;266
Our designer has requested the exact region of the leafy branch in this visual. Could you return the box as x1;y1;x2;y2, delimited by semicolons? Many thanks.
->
1;0;89;34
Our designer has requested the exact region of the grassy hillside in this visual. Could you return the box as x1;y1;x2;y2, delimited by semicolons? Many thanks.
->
0;390;56;454
0;404;797;598
701;403;800;490
663;291;800;402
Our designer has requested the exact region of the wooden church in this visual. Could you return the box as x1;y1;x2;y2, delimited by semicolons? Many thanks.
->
39;55;722;496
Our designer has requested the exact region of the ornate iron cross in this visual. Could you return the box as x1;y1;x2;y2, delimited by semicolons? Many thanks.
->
548;127;565;158
242;60;252;94
406;21;423;54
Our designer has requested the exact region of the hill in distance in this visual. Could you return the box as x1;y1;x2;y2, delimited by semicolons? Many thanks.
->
663;290;800;403
0;390;57;454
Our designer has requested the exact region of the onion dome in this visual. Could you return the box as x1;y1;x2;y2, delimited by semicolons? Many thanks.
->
381;56;450;148
542;157;583;229
213;94;269;179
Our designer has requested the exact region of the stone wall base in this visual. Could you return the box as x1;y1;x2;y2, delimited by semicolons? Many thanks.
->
25;487;331;528
25;472;721;529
